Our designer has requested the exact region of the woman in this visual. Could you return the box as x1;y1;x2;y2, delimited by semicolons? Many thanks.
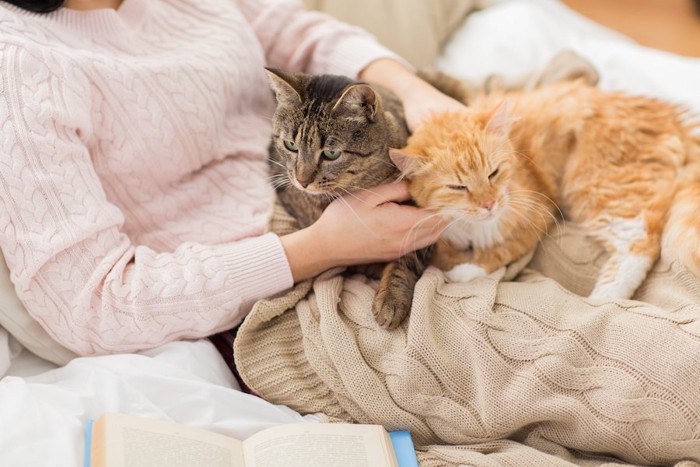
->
0;0;463;356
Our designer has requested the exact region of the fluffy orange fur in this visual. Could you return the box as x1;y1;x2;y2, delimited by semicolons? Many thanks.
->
392;79;700;299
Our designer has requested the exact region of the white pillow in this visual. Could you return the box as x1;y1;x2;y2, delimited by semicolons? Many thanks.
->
437;0;700;113
0;251;77;366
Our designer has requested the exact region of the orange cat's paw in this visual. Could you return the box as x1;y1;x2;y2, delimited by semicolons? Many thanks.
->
445;263;486;283
372;288;411;330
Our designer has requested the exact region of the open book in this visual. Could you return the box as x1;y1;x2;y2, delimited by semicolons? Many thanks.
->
85;412;418;467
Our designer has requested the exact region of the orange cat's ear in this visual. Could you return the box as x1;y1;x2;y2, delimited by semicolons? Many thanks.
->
485;101;519;137
389;148;424;175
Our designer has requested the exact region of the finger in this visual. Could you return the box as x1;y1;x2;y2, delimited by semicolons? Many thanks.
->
391;204;444;225
355;180;411;206
398;231;440;255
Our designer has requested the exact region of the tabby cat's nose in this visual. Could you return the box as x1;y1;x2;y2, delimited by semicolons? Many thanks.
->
297;178;311;188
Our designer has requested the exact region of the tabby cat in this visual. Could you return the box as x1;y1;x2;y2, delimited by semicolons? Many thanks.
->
265;68;429;329
391;79;700;299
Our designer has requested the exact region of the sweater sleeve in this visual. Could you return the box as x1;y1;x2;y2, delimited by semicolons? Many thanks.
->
0;46;293;356
235;0;408;77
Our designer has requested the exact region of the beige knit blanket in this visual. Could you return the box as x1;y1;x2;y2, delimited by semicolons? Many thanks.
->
235;200;700;466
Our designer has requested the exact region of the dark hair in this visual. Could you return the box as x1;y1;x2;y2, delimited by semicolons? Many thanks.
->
1;0;64;13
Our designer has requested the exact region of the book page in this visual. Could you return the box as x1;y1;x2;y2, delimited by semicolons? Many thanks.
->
96;413;246;467
242;423;397;467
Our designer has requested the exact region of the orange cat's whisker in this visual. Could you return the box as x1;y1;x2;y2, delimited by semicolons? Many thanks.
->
508;196;561;232
508;189;563;217
507;198;562;244
401;212;446;252
506;203;553;239
508;191;564;241
437;214;473;237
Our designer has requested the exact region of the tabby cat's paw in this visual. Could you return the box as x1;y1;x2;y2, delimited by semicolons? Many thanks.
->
445;263;486;283
372;288;411;330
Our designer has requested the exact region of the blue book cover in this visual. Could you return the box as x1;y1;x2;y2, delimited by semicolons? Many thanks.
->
389;431;419;467
84;418;94;467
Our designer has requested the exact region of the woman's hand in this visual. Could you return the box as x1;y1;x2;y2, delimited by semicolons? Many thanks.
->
280;181;444;282
280;60;461;283
358;58;466;131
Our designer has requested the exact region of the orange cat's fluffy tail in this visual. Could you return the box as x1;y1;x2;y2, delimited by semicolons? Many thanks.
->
661;134;700;275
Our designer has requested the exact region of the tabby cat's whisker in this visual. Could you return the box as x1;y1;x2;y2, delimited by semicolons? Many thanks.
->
345;185;392;204
335;195;376;237
269;175;291;190
337;187;372;206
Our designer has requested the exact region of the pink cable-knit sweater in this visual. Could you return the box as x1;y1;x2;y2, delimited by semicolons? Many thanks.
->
0;0;397;355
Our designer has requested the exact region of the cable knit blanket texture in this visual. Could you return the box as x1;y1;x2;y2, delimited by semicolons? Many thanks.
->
235;198;700;466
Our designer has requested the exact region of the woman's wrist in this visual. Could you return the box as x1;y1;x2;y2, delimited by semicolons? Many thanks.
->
358;58;434;102
280;226;336;283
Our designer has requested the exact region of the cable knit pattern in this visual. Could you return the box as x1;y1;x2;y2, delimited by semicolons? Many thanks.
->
0;0;398;355
235;202;700;466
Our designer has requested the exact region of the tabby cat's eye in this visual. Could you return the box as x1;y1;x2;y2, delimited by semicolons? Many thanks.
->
322;149;342;160
488;168;499;180
448;184;470;192
283;140;298;152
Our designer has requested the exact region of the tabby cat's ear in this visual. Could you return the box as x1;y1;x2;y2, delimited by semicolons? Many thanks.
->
265;67;302;107
485;101;519;138
389;148;424;175
333;84;380;122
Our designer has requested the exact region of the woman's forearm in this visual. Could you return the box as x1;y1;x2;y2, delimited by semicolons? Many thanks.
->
359;58;433;101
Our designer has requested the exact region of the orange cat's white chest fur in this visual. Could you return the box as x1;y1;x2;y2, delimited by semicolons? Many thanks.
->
441;215;505;250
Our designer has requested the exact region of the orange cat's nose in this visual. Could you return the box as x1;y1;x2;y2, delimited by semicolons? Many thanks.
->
484;201;495;211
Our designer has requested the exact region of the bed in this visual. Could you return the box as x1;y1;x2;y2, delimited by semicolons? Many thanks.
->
2;1;700;465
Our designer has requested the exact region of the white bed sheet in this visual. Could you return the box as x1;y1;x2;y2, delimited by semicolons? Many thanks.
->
439;0;700;114
0;330;315;467
2;1;700;466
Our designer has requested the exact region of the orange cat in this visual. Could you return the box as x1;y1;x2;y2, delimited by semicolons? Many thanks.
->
391;79;700;299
